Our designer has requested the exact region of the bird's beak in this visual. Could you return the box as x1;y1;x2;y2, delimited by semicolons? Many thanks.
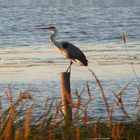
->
37;27;50;31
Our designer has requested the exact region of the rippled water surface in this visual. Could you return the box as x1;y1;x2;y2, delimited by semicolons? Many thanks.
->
0;3;140;46
0;1;140;119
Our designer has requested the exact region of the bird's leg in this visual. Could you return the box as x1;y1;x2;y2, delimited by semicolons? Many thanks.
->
66;60;73;73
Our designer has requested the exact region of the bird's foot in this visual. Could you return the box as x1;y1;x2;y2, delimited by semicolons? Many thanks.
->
66;61;73;73
66;65;71;73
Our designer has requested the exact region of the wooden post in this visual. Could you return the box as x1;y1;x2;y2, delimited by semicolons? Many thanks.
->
60;72;72;121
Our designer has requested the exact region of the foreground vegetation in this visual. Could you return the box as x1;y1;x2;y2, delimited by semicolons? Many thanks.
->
0;71;140;140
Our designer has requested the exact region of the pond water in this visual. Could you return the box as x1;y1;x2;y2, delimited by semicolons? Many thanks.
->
0;1;140;119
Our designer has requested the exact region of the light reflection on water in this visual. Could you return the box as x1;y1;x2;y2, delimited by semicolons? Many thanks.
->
0;2;140;119
0;76;139;120
0;5;140;47
0;42;139;120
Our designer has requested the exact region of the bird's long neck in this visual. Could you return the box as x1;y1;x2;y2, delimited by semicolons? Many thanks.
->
49;30;57;44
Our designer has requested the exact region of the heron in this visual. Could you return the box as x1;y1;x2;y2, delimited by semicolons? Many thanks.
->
39;26;88;72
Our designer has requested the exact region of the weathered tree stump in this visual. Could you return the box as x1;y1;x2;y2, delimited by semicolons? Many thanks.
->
60;72;72;121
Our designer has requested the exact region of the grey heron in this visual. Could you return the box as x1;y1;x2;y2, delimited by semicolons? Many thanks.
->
39;26;88;72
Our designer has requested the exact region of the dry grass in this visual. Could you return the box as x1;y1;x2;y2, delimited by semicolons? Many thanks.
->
0;71;140;140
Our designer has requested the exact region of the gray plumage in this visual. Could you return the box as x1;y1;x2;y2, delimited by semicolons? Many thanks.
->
61;41;88;66
39;26;88;69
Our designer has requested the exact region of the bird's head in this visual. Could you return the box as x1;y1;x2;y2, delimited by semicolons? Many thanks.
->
47;26;57;31
38;26;57;33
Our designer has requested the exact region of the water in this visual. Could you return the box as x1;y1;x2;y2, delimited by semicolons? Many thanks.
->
0;2;140;47
0;1;140;119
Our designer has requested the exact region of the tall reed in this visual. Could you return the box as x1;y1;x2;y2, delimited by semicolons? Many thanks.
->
0;71;140;139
